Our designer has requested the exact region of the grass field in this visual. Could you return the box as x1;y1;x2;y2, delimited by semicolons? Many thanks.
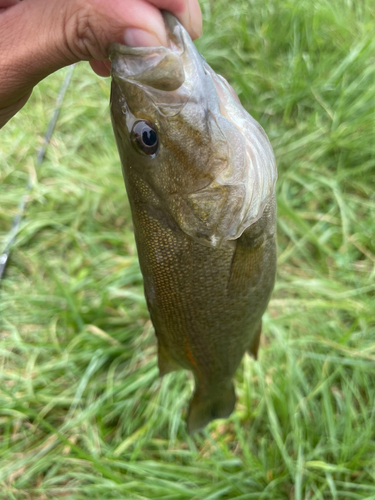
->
1;0;375;498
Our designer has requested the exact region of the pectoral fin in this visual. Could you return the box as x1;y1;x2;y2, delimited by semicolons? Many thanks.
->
227;225;264;295
248;321;262;360
157;341;181;376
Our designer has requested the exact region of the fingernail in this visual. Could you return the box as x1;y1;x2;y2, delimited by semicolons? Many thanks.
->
124;28;161;47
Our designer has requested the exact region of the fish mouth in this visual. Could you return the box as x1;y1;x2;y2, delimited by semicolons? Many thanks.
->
109;12;200;118
108;45;185;92
109;12;187;92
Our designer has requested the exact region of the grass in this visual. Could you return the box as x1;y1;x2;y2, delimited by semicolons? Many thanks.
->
1;0;375;498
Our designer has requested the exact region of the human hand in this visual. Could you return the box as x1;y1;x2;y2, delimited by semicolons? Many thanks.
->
0;0;202;128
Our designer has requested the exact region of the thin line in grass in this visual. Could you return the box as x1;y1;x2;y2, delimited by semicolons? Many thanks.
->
0;64;76;283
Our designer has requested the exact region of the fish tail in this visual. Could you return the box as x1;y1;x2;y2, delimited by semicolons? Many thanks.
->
187;382;236;434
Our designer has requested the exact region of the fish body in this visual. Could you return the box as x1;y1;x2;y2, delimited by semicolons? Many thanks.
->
110;13;277;432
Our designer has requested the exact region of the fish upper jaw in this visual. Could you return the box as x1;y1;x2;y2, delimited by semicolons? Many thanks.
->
109;12;192;94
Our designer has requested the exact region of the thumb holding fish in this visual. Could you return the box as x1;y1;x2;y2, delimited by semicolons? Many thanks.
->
0;0;202;128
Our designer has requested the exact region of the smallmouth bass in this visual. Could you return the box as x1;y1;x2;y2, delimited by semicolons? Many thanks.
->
109;12;277;433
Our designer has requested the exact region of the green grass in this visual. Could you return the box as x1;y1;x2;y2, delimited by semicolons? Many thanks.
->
1;0;375;498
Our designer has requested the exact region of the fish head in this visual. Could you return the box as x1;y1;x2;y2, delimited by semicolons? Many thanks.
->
110;12;277;247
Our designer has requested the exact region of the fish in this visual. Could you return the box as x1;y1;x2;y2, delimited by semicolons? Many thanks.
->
109;12;277;433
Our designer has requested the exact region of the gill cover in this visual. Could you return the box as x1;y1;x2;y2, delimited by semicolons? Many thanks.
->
110;12;277;247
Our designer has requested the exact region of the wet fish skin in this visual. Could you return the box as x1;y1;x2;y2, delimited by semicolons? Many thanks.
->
109;13;277;433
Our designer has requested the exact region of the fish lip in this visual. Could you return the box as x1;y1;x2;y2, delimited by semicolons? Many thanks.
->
108;13;187;93
109;43;186;92
109;13;192;103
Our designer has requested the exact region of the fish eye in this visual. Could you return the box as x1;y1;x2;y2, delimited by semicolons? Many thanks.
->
131;120;159;156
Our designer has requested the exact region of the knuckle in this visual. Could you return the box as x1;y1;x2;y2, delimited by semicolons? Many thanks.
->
63;2;108;61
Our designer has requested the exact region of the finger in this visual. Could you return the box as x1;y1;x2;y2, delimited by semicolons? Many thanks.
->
89;59;111;77
147;0;202;39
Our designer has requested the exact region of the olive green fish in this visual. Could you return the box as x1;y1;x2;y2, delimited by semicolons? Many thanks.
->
109;12;277;433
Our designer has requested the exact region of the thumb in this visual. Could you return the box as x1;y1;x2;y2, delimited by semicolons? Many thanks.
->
61;0;169;61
